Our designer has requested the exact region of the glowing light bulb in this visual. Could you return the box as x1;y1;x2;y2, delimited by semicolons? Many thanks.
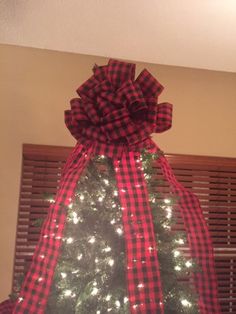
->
98;196;104;202
113;190;118;196
38;277;43;282
18;297;24;303
77;254;83;260
175;265;181;271
186;261;192;268
103;246;111;252
64;290;72;297
80;194;84;201
181;299;192;307
103;179;109;185
116;227;123;235
115;300;121;308
174;250;180;257
124;297;129;303
88;236;96;244
66;237;74;244
106;295;111;301
137;283;144;289
91;287;98;296
148;246;154;252
108;258;114;267
110;219;116;224
61;272;67;278
68;203;73;209
164;199;171;204
175;238;184;245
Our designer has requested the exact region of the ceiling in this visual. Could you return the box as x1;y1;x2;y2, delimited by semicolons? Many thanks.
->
0;0;236;72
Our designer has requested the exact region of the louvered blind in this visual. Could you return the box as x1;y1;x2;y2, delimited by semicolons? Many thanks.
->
13;144;236;312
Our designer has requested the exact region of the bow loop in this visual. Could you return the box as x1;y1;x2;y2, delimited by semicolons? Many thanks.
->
65;59;172;144
107;59;136;89
136;69;164;98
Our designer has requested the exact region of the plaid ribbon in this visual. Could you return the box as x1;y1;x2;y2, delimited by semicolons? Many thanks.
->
114;151;164;313
65;59;172;145
150;147;221;314
0;299;15;314
13;144;93;313
13;59;220;313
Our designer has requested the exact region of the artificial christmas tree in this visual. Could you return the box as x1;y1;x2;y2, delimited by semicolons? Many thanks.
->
12;59;221;314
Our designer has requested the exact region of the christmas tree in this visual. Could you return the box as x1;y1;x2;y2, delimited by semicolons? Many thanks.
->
45;152;199;314
12;59;221;314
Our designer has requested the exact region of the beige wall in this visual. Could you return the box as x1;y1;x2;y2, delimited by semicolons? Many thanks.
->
0;43;236;301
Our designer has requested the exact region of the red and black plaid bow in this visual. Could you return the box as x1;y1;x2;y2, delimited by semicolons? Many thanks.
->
13;59;221;314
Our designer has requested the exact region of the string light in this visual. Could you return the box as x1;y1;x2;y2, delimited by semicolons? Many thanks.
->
91;287;99;296
80;194;85;201
61;272;67;278
124;297;129;303
116;227;123;235
108;258;114;267
175;265;182;271
115;300;121;308
88;236;96;244
103;246;111;252
66;237;74;244
64;290;72;297
103;179;109;185
181;299;192;307
186;260;193;268
173;250;180;257
164;198;171;204
77;254;83;260
175;238;185;245
105;295;111;301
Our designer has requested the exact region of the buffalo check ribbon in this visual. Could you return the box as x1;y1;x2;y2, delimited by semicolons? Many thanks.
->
13;59;221;314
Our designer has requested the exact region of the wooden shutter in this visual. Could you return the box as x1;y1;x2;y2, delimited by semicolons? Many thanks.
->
12;144;72;292
165;154;236;313
12;144;236;312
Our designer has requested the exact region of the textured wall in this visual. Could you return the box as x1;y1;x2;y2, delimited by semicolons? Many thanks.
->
0;43;236;301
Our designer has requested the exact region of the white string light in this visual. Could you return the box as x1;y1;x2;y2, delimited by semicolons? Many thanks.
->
181;299;192;307
91;287;99;296
66;237;74;244
173;250;180;257
116;227;123;235
61;272;67;278
105;295;111;301
88;236;96;244
186;260;193;268
108;258;114;267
